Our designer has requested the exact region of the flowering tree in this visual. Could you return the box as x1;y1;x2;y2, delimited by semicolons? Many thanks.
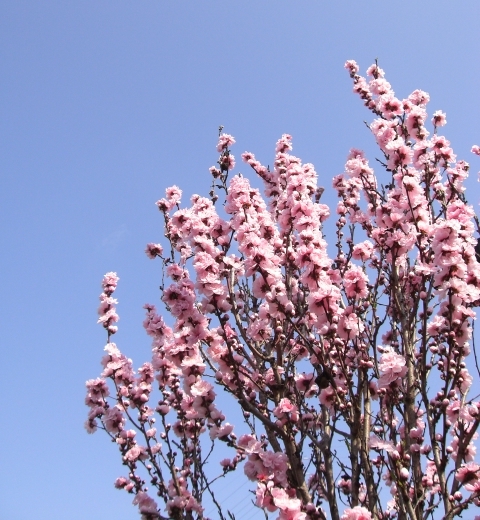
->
85;60;480;520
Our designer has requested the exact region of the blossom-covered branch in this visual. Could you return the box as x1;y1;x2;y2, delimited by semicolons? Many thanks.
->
86;60;480;520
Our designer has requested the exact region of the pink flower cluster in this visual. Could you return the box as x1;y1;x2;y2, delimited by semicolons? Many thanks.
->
86;60;480;520
377;347;407;389
341;506;372;520
97;272;119;336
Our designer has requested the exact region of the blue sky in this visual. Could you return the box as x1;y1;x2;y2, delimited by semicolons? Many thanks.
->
1;2;479;519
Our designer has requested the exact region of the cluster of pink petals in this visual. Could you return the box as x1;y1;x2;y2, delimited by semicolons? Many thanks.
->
217;133;235;152
273;398;299;423
85;60;480;520
377;348;407;389
145;243;163;259
97;272;120;335
456;461;480;491
132;491;159;517
255;484;307;520
156;185;182;212
341;506;372;520
369;434;396;453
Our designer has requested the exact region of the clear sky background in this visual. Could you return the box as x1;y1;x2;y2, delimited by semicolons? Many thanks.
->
1;2;479;519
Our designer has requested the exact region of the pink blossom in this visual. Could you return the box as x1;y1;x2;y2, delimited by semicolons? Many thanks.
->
275;133;293;153
366;63;385;78
432;110;447;127
145;243;163;259
238;434;262;454
258;451;289;486
101;271;119;293
165;263;186;281
209;423;234;440
190;379;214;397
343;265;369;299
377;348;407;388
344;59;359;76
219;152;235;171
456;462;480;490
319;386;336;410
369;78;391;96
450;434;477;462
255;482;277;512
165;185;182;204
338;309;362;340
369;435;396;453
97;306;119;326
385;139;413;168
124;445;147;462
295;373;318;397
378;94;403;119
406;105;428;139
104;406;125;433
370;118;396;149
279;511;307;520
114;476;130;489
341;506;372;520
352;240;374;261
465;479;480;494
97;295;118;316
408;89;430;107
132;491;159;516
156;185;182;212
217;133;235;152
84;418;98;433
272;487;303;516
85;378;110;404
273;398;299;422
